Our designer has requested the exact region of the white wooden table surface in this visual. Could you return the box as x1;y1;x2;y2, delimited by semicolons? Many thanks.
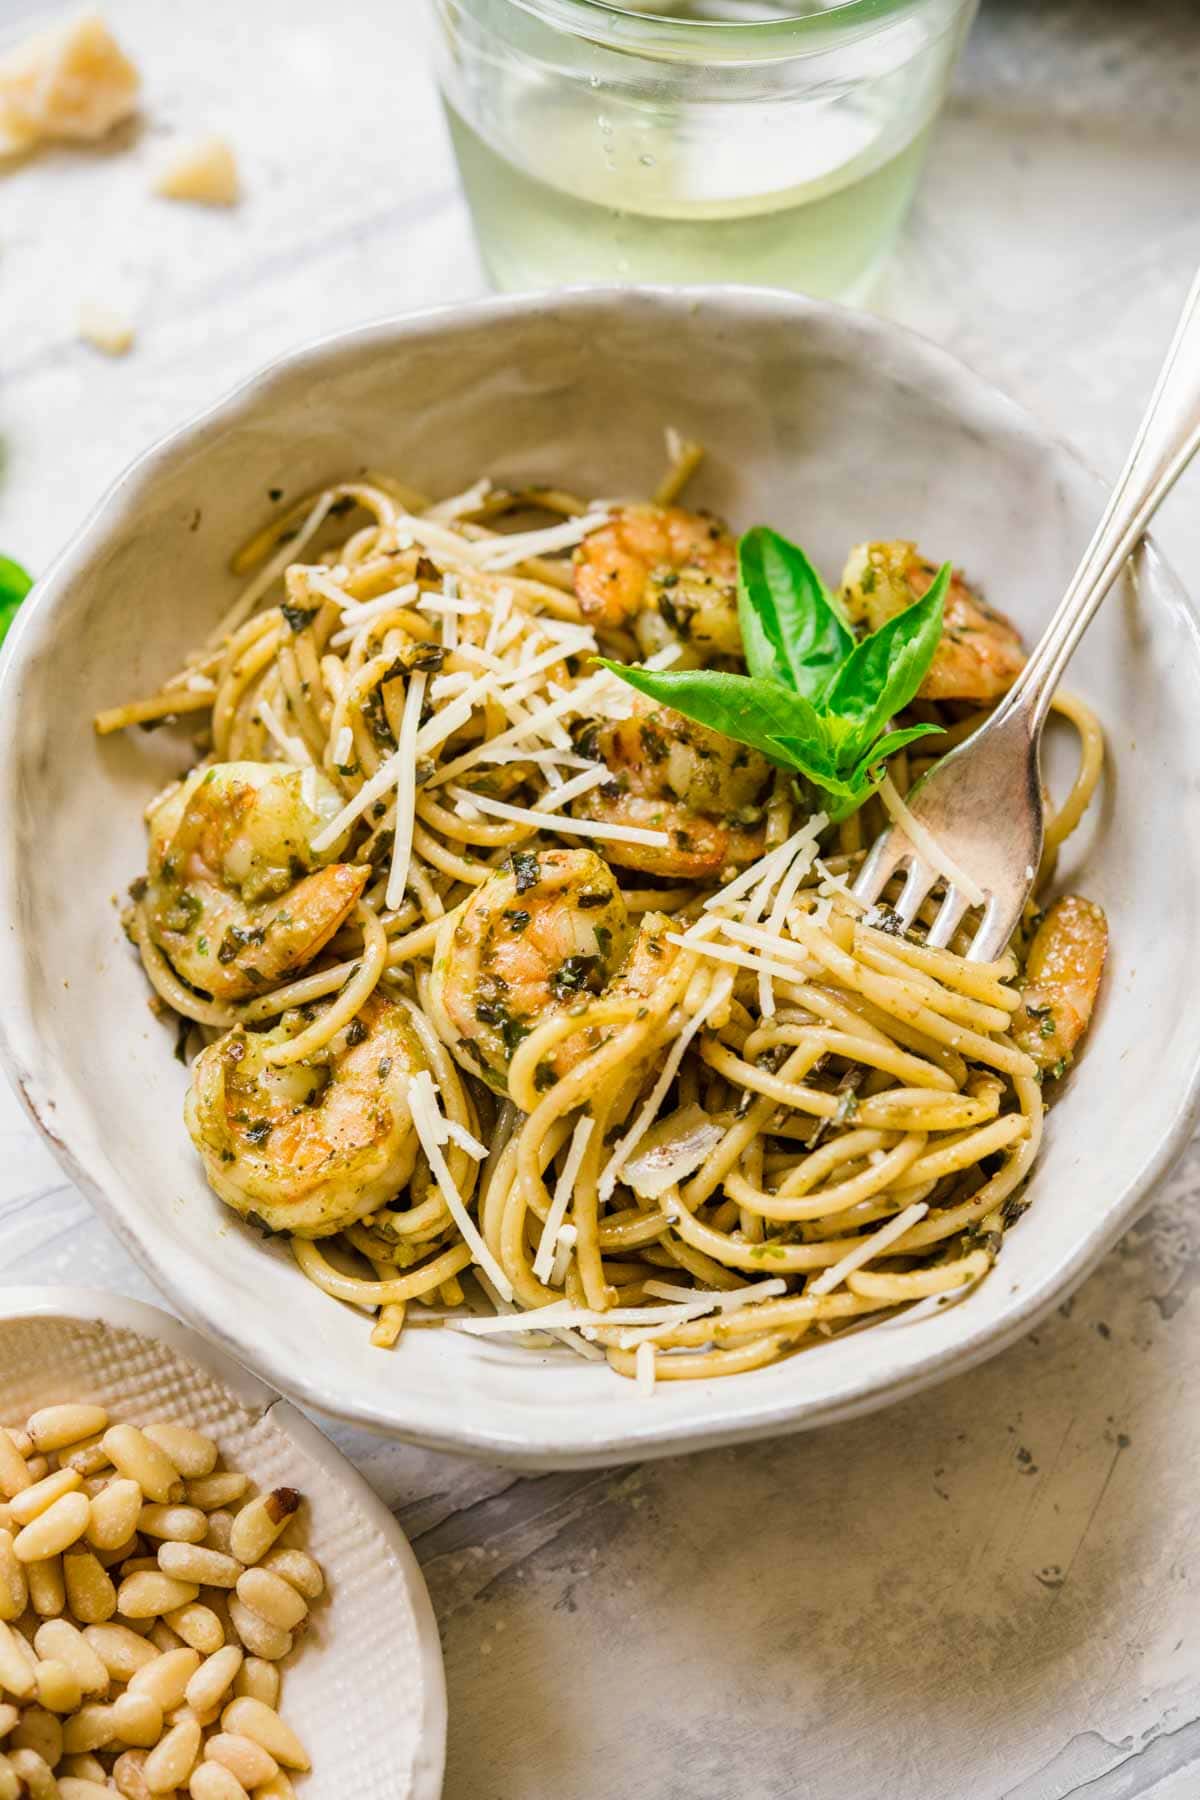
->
4;2;1200;1795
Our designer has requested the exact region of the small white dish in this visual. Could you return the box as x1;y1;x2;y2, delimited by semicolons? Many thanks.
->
1;287;1198;1468
0;1285;446;1799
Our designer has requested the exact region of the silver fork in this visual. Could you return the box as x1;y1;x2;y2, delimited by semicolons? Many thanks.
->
854;266;1200;960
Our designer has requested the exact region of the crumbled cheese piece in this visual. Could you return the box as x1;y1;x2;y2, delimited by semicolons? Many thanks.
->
77;301;135;356
0;12;139;156
153;134;240;206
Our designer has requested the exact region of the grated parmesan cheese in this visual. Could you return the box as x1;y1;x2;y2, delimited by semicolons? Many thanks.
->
876;775;985;909
532;1117;594;1284
808;1201;930;1296
636;1341;657;1396
447;786;670;850
475;511;611;572
408;1071;514;1302
597;991;723;1202
452;1277;788;1339
385;671;426;910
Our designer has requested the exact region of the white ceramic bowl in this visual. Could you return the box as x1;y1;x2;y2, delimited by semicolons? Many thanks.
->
1;288;1198;1469
0;1285;446;1797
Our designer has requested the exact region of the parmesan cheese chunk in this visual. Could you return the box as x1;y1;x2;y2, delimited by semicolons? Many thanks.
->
77;301;135;356
0;12;139;156
153;134;240;206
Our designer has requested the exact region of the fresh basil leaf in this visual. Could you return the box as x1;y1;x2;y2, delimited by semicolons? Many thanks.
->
854;722;944;777
767;737;864;800
0;556;33;648
737;527;852;702
824;563;950;760
597;660;831;769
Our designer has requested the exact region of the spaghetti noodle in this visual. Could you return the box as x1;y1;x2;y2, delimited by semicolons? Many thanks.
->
96;443;1107;1386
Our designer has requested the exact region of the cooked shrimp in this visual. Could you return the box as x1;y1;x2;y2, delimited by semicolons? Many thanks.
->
144;762;368;1002
1011;895;1108;1074
185;993;427;1236
429;848;633;1093
841;541;1026;703
572;693;771;881
574;504;740;662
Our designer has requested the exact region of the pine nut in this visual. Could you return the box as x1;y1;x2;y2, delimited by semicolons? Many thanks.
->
63;1551;116;1625
230;1659;277;1709
26;1557;65;1619
82;1623;159;1682
162;1606;223;1656
0;1704;16;1739
182;1476;247;1514
103;1430;183;1508
0;1438;30;1503
27;1408;109;1457
139;1507;207;1546
112;1747;154;1799
60;1780;116;1800
117;1575;199;1620
23;1460;48;1483
112;1689;164;1749
14;1493;90;1563
11;1705;62;1768
228;1493;298;1570
120;1559;162;1577
59;1438;112;1480
144;1717;201;1792
94;1532;143;1572
251;1777;296;1800
0;1535;27;1623
219;1699;308;1773
10;1469;82;1529
225;1600;290;1663
184;1648;242;1720
0;1620;37;1700
0;1754;17;1800
202;1514;234;1558
35;1657;81;1713
33;1622;108;1698
62;1701;116;1752
232;1570;305;1636
203;1733;276;1789
260;1550;323;1601
86;1479;142;1552
144;1428;217;1483
60;1753;107;1781
9;1748;59;1799
157;1546;241;1591
189;1763;248;1800
129;1649;200;1713
148;1621;184;1656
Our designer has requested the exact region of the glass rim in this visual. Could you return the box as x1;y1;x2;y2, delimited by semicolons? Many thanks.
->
492;0;940;54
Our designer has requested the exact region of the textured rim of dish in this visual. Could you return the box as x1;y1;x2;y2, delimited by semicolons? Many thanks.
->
0;1283;448;1797
1;284;1199;1465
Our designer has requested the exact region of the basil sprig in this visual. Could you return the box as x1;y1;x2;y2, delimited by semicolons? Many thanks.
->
600;526;949;820
0;556;33;648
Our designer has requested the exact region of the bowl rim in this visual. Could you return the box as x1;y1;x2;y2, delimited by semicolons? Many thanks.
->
0;1282;448;1796
2;282;1199;1467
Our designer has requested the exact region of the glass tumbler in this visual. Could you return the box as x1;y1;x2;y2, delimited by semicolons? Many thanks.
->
431;0;979;300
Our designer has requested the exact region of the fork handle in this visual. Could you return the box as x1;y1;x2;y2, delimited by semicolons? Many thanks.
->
995;263;1200;733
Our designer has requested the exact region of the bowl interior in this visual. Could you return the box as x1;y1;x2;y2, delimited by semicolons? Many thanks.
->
3;288;1198;1466
0;1290;445;1798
